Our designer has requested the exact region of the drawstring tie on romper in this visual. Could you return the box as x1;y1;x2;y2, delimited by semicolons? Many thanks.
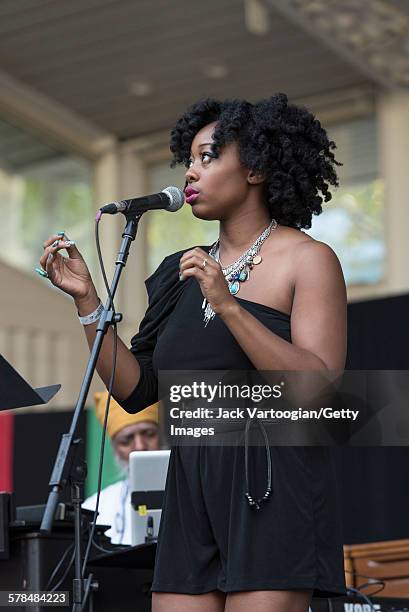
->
244;418;272;510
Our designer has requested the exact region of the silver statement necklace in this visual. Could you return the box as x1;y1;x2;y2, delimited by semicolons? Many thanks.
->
202;218;277;326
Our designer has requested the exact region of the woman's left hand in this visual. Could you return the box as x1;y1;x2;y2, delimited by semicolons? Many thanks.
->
179;247;237;316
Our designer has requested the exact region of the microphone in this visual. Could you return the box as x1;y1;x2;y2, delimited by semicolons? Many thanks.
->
98;186;184;217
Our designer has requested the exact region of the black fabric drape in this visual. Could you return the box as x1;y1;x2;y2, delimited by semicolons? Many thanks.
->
334;293;409;544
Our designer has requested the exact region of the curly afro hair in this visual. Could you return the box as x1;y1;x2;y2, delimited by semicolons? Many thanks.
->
170;94;341;229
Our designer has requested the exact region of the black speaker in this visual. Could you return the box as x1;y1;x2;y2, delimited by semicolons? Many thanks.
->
0;492;14;560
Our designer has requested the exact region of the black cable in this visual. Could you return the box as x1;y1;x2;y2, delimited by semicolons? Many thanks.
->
322;568;387;612
95;216;116;311
345;568;386;596
85;519;129;556
50;547;76;593
343;568;386;611
356;582;385;597
81;217;119;578
46;542;74;590
346;586;379;611
91;535;128;556
45;217;120;597
81;323;118;576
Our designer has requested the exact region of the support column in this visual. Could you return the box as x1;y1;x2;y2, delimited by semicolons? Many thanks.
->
118;146;149;345
93;144;121;298
93;143;149;346
378;91;409;295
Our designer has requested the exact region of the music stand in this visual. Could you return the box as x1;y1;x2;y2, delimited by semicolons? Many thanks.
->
0;354;60;561
0;354;60;411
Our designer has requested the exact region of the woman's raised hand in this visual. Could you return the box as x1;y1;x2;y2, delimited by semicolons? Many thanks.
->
38;233;96;303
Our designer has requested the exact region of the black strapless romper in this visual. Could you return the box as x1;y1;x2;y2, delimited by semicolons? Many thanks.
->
118;248;347;598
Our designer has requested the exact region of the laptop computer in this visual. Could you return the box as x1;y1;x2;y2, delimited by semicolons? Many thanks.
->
129;450;170;547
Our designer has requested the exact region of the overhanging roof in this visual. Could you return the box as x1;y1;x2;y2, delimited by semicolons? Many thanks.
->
0;0;374;141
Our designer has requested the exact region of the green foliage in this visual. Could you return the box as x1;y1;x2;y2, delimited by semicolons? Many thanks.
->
308;178;385;284
147;203;218;274
0;159;95;275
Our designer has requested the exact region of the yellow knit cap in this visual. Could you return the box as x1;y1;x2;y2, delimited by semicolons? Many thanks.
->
94;391;159;439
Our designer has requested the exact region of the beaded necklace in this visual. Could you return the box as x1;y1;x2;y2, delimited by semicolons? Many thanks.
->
202;218;277;327
202;218;277;510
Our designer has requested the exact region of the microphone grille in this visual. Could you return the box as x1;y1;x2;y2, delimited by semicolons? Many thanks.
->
162;186;185;212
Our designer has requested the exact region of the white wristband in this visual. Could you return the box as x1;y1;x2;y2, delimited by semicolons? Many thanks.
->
78;300;104;325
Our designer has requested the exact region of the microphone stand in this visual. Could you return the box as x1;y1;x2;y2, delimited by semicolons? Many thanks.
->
40;211;144;611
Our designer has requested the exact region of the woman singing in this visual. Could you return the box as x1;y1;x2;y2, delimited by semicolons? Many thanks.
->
39;94;347;612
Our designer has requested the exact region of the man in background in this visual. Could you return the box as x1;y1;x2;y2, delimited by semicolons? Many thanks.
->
83;392;160;544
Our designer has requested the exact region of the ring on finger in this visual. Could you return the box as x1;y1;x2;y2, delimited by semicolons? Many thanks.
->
202;258;208;270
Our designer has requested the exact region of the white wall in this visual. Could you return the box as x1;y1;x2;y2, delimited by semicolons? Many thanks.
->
0;260;102;411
